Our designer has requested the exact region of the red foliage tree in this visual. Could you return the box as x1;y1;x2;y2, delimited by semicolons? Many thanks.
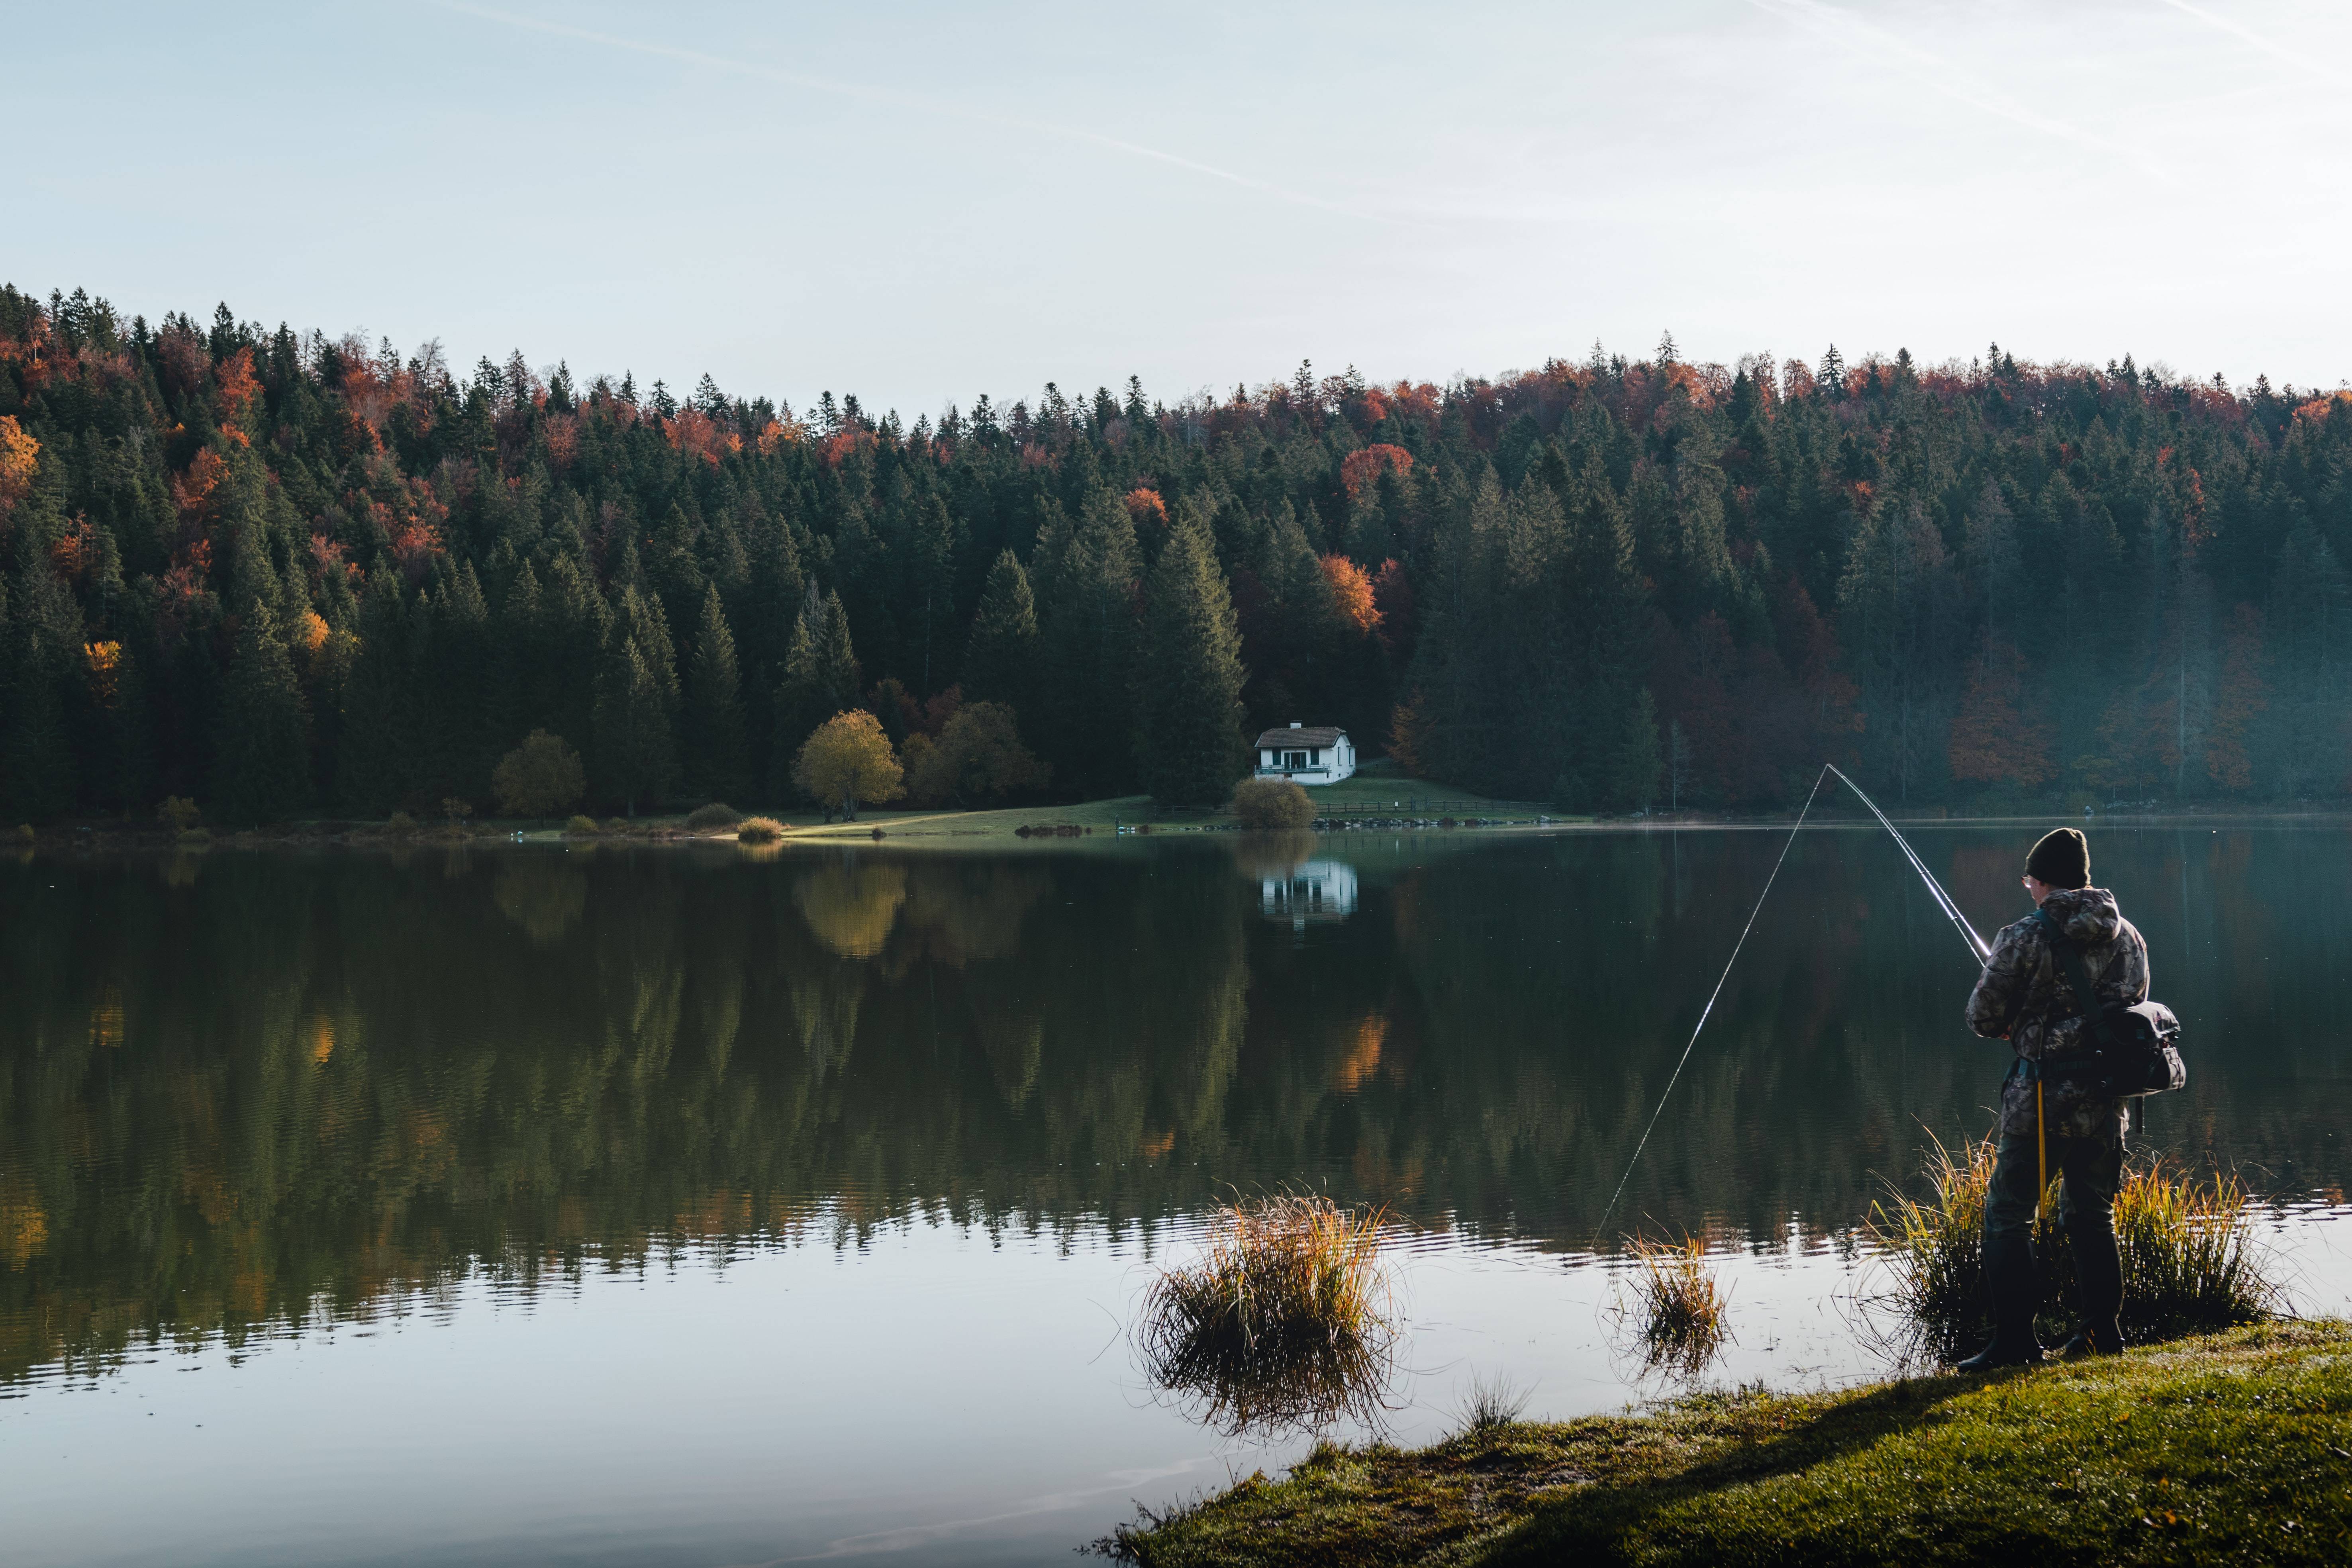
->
1949;636;2054;789
1339;443;1413;500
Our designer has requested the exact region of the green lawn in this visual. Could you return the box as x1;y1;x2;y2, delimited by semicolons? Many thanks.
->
1105;1320;2352;1566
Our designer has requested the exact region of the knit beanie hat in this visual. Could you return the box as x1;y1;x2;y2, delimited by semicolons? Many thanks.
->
2025;827;2090;890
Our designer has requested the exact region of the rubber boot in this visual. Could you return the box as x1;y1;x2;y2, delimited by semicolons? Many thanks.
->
1956;1227;2044;1373
2058;1218;2123;1358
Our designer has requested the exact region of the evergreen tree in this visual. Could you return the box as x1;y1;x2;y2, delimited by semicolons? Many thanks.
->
1136;515;1245;806
215;598;311;824
685;583;751;802
770;585;860;790
594;635;676;814
962;549;1039;711
339;572;416;813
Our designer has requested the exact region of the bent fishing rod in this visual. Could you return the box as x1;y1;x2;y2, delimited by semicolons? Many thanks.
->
1592;763;1989;1238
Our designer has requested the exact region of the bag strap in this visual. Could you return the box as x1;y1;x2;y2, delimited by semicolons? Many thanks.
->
2034;907;2121;1053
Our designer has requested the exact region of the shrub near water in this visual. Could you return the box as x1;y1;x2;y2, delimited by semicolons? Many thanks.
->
564;814;598;836
1623;1235;1731;1372
1870;1135;2277;1354
735;817;784;843
685;802;743;831
1139;1194;1393;1434
1232;777;1316;830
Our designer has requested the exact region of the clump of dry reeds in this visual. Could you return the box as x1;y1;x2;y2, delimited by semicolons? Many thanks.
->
1622;1235;1731;1372
1869;1134;2278;1357
1138;1193;1394;1435
735;816;785;844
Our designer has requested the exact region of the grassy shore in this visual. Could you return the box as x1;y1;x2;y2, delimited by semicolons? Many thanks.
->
1104;1320;2352;1566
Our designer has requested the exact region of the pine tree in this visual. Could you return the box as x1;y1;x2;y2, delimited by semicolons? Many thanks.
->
962;549;1039;710
215;598;310;824
771;585;860;789
1136;515;1245;806
686;584;751;802
594;634;676;814
339;571;415;813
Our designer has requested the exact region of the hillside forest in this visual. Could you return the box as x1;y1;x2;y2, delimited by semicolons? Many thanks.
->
2;284;2348;823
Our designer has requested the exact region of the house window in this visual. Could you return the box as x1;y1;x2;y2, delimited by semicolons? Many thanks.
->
1309;749;1321;764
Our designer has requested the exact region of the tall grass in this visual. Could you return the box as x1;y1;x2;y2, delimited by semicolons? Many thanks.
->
1621;1235;1731;1373
1453;1370;1533;1436
1138;1193;1394;1435
1869;1134;2278;1356
735;817;785;844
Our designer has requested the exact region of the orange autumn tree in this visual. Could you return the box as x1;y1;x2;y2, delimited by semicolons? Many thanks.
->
1339;443;1412;500
1948;637;2054;790
2205;605;2268;794
0;415;39;519
1318;554;1381;637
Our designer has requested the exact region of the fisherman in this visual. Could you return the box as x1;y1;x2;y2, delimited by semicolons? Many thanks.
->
1958;827;2148;1371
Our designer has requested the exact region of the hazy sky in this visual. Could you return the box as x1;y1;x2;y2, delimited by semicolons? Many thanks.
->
14;1;2352;416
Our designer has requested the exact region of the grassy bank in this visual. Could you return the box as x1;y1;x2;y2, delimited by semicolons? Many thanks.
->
1104;1321;2352;1566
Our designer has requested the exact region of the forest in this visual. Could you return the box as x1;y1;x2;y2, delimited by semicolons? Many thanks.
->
2;282;2348;823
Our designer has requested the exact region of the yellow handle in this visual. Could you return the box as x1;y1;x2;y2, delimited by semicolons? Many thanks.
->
2036;1079;2049;1219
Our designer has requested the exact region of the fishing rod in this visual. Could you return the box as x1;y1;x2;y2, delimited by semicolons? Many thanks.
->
1592;763;1990;1238
1823;764;1991;965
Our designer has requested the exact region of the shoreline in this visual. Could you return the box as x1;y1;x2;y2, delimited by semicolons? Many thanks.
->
1105;1320;2352;1565
13;800;2352;857
18;799;2352;860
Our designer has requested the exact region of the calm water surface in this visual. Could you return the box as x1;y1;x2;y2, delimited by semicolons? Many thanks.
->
4;823;2348;1564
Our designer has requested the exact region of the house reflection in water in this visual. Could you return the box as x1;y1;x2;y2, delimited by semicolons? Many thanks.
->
1259;860;1359;929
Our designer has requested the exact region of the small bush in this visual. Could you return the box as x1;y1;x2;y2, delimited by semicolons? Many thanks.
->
1453;1370;1532;1436
386;811;418;835
1623;1235;1731;1372
1232;777;1316;830
736;816;784;843
1138;1193;1393;1434
565;814;599;836
157;796;200;833
685;802;744;831
1869;1134;2278;1356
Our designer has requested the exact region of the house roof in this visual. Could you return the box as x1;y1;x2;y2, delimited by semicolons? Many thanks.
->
1256;726;1346;750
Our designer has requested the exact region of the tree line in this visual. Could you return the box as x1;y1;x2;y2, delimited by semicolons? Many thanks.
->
2;285;2348;823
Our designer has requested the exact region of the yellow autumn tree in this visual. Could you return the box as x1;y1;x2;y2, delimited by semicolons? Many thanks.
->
791;710;904;821
0;416;37;519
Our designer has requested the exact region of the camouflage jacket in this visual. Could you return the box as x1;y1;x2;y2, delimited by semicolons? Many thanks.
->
1964;887;2148;1144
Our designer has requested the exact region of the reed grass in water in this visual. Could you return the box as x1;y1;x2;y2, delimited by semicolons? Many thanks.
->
1870;1134;2277;1355
1138;1193;1394;1435
1623;1235;1731;1371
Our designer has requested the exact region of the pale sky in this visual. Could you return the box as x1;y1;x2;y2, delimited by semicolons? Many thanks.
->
14;1;2352;416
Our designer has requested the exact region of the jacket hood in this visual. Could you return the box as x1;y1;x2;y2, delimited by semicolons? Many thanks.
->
2041;886;2121;945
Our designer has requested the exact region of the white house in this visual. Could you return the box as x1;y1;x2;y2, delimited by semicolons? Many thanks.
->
1253;723;1355;784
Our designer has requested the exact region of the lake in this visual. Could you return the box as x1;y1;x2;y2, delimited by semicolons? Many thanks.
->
3;822;2348;1564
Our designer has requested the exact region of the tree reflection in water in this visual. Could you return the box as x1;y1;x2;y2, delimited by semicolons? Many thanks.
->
1;825;2344;1388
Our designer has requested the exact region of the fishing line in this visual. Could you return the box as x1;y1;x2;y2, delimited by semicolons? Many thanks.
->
1592;764;1831;1238
1590;763;1993;1240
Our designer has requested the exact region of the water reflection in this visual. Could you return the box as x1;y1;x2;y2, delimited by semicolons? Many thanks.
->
1;824;2345;1390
